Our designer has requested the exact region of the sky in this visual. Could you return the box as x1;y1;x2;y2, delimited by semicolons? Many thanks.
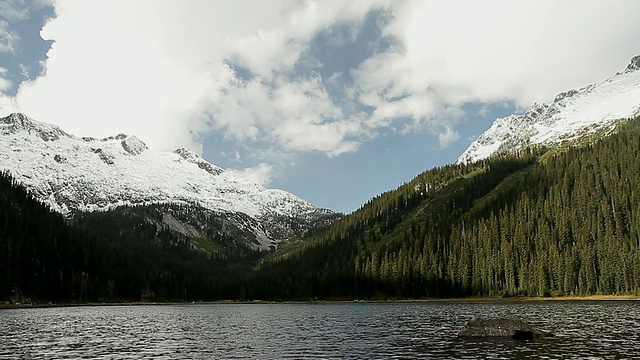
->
1;0;639;214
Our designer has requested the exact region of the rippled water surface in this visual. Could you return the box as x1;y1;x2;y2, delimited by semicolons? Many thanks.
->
1;301;640;359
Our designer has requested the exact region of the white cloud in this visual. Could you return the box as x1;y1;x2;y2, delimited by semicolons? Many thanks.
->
438;126;460;149
0;0;52;53
355;0;640;120
0;20;18;53
227;0;395;79
8;1;292;150
476;105;490;118
200;0;397;156
227;163;275;186
14;0;235;151
0;67;11;91
8;0;393;155
2;0;639;164
0;0;34;21
0;68;18;112
208;70;366;155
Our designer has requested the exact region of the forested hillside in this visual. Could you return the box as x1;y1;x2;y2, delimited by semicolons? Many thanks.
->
2;116;640;303
251;116;640;300
0;173;255;303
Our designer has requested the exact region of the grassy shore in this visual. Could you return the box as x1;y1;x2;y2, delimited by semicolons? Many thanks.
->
513;294;640;301
407;294;640;302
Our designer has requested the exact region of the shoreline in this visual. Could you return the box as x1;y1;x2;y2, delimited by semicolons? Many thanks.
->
2;294;639;309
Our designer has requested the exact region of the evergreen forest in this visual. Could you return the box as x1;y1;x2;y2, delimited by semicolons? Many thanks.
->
251;117;640;299
2;116;640;303
0;175;259;303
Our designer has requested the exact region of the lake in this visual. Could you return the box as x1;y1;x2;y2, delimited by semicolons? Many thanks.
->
1;301;639;359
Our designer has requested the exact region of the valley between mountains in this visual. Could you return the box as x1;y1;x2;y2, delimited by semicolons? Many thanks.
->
1;56;640;303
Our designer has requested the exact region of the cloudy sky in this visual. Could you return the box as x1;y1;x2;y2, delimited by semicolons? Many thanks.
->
1;0;639;213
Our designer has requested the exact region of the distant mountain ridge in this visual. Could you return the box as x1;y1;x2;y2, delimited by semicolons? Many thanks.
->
0;113;337;250
458;55;640;164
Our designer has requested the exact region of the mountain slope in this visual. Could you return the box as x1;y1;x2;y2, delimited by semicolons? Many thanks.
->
0;113;337;250
0;171;255;303
458;55;640;164
5;117;639;302
251;116;640;300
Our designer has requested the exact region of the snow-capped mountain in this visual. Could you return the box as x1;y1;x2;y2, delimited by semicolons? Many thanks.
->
458;56;640;164
0;113;336;249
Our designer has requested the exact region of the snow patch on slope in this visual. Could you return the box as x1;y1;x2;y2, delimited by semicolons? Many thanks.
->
0;113;335;249
458;56;640;164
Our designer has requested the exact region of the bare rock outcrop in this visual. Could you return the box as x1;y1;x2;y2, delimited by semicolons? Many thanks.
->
458;318;554;340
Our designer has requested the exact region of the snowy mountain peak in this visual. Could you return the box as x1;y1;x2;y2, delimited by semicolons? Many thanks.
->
622;55;640;73
1;112;70;142
173;147;202;162
458;56;640;164
120;135;148;156
173;147;224;175
0;114;336;249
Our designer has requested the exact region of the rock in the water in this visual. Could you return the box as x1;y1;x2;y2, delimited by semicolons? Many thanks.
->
458;318;553;340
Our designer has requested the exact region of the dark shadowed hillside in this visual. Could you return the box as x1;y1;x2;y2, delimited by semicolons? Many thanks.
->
0;173;257;303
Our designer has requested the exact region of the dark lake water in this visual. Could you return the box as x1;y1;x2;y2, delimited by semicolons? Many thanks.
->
1;301;639;359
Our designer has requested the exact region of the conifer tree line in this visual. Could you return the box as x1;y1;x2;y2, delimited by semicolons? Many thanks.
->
1;116;640;302
0;175;258;303
251;116;640;299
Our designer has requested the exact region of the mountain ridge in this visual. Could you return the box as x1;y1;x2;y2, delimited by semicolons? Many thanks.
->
458;56;640;164
251;115;640;300
0;113;336;250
